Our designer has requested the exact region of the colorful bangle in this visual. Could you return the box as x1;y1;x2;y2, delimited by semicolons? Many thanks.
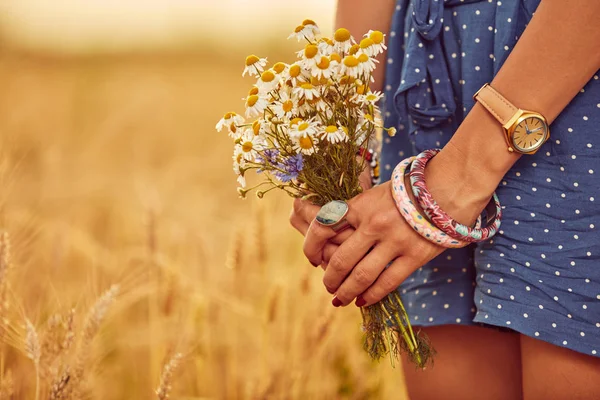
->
391;157;475;248
408;149;502;243
358;147;380;186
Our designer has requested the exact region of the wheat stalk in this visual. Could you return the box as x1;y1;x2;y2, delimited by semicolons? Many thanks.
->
25;318;41;400
70;285;119;397
155;352;182;400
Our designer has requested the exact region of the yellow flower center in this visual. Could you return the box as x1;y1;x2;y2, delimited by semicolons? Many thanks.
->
223;111;235;119
252;120;261;135
289;64;301;78
302;19;317;26
298;135;314;149
294;25;304;33
334;28;351;42
246;95;259;107
298;122;310;131
316;56;330;70
236;153;243;163
242;141;253;152
230;122;237;133
358;53;369;63
343;56;359;68
245;55;260;66
339;75;355;85
366;94;378;101
369;30;384;44
282;100;294;113
273;62;286;74
330;53;342;63
261;70;275;82
349;44;360;55
364;113;374;122
356;84;366;94
290;117;303;126
325;125;338;133
360;38;374;49
304;45;319;59
300;83;314;90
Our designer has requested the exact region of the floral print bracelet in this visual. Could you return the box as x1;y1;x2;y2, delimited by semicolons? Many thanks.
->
391;157;479;248
408;149;502;243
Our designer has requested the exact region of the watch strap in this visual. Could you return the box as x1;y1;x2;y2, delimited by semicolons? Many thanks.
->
473;83;518;126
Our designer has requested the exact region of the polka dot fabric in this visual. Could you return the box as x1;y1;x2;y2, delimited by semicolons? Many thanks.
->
382;0;600;358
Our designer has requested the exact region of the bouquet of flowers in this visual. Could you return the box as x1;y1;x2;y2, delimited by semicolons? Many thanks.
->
216;19;434;368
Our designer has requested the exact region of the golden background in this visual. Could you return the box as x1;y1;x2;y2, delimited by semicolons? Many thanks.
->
0;1;406;398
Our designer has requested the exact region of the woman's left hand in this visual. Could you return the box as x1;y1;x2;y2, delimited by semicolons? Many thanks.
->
303;180;446;307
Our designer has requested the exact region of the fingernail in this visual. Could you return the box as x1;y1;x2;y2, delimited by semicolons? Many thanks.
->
332;297;342;307
355;296;366;307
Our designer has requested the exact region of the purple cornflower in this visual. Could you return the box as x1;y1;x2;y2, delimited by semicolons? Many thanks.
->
274;154;303;182
256;149;280;173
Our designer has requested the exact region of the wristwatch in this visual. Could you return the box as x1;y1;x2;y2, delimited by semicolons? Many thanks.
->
473;83;550;155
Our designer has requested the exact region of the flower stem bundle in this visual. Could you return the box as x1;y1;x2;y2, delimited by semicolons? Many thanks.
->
217;19;434;368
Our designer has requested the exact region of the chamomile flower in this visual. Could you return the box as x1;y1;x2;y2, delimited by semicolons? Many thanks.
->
317;37;336;55
357;53;378;76
286;63;305;87
216;112;245;135
298;44;321;69
251;119;267;137
293;83;320;100
288;19;321;42
340;55;360;78
333;28;355;54
272;62;288;75
310;56;338;80
321;125;348;143
243;55;268;77
357;91;384;106
256;69;280;93
364;30;387;55
272;91;297;119
359;111;382;128
244;93;269;118
358;37;377;57
237;130;266;161
288;118;320;139
232;149;247;187
292;133;319;155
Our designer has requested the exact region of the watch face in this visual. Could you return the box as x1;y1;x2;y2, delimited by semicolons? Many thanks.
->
512;116;549;153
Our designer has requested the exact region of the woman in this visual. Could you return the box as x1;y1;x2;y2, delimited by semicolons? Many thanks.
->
289;0;600;398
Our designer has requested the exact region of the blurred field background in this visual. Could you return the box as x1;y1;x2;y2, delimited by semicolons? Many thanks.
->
0;1;406;398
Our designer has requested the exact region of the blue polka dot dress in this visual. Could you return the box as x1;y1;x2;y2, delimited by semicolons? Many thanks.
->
382;0;600;357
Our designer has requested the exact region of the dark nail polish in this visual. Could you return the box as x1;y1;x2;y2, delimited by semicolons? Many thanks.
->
355;296;366;307
310;260;318;267
332;297;342;307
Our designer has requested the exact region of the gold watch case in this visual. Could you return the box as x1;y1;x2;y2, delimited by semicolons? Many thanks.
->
503;110;550;155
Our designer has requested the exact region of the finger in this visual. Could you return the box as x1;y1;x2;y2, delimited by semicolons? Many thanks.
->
303;220;339;267
292;198;321;225
356;257;416;307
332;245;397;306
321;242;338;269
323;231;375;295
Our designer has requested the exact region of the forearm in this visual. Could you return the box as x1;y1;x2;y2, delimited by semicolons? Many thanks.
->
427;0;600;224
335;0;396;91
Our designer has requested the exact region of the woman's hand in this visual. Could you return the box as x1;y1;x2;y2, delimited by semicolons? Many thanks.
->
289;164;372;267
302;180;446;307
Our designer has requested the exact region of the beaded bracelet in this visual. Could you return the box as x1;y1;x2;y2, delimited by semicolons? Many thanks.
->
408;149;502;243
358;147;380;186
391;157;477;248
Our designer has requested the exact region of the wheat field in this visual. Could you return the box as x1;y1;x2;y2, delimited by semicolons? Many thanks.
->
0;48;407;399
